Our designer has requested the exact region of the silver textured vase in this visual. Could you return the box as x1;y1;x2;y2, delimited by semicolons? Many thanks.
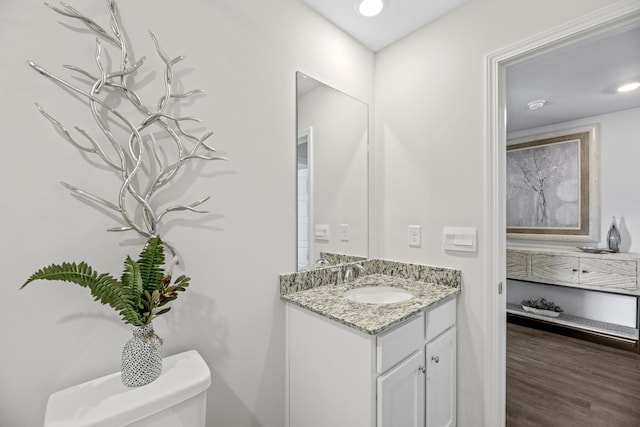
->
121;323;163;387
607;216;621;253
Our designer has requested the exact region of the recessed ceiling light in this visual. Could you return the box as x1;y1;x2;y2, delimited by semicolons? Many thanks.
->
357;0;384;17
617;82;640;92
527;100;546;110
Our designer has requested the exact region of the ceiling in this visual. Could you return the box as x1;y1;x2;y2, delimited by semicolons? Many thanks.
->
300;1;640;132
302;0;470;52
506;25;640;132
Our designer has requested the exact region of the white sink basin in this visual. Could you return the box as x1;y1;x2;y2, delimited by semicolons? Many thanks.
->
343;286;414;304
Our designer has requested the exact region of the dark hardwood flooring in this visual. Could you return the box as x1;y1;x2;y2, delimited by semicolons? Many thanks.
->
506;322;640;427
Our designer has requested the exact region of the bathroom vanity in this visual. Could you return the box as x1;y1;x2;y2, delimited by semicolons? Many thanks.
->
281;260;461;427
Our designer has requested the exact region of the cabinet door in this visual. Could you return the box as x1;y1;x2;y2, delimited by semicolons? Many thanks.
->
530;254;578;284
377;350;425;427
426;327;456;427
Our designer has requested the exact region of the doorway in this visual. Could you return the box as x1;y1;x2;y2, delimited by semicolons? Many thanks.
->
297;127;313;270
486;3;640;426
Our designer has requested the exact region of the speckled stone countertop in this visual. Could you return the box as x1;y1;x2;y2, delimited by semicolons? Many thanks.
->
282;273;460;335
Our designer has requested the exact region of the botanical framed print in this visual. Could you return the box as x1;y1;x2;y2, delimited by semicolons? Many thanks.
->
507;124;600;242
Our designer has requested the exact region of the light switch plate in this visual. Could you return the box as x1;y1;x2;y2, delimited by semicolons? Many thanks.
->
443;227;477;252
408;225;421;247
314;224;330;241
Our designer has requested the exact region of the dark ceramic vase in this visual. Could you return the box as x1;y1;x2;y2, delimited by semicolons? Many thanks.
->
607;217;621;253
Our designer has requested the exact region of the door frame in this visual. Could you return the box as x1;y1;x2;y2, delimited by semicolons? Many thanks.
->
484;2;640;426
297;126;314;269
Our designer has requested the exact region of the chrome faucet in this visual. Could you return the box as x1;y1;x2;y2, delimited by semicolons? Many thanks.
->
342;263;365;284
312;258;330;268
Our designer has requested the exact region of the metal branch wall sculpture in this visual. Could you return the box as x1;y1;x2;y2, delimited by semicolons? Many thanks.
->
28;0;225;254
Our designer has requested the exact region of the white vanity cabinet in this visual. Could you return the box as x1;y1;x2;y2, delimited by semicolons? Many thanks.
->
286;298;457;427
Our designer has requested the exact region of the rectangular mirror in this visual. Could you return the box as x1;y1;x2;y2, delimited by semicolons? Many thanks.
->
296;72;369;270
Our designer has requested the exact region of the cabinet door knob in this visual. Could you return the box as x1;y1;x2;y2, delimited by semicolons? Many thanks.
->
418;366;426;374
572;268;578;272
431;356;440;363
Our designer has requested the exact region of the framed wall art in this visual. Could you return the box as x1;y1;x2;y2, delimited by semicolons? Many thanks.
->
506;124;600;243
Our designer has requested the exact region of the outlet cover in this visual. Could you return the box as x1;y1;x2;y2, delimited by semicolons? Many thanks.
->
340;224;350;242
408;225;421;247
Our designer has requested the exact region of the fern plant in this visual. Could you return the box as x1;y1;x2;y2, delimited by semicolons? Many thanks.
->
21;237;189;326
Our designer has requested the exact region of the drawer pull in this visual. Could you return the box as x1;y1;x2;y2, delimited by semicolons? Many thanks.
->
582;270;589;274
431;356;440;364
572;268;578;272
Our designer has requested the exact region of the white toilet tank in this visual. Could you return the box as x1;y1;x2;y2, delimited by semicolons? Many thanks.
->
44;350;211;427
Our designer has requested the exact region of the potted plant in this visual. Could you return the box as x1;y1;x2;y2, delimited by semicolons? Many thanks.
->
22;236;189;386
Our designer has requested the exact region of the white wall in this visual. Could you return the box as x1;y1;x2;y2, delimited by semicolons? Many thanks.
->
0;1;374;426
373;0;615;424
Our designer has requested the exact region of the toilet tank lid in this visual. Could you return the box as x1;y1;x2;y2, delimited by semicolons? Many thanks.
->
44;350;211;427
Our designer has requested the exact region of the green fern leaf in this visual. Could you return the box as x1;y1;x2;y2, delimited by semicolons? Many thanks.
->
21;237;189;326
22;262;142;326
138;236;165;292
23;262;97;289
121;256;143;314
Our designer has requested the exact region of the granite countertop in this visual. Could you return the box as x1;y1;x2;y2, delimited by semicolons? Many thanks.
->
282;273;460;335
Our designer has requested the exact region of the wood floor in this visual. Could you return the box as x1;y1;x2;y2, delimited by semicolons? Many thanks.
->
506;322;640;427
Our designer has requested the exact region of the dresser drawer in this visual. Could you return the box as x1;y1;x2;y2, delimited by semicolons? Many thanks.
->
426;298;456;342
579;258;637;290
507;250;529;280
530;254;579;284
376;312;424;374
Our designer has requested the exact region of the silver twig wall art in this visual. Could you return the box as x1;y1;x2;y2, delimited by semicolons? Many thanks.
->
28;0;225;254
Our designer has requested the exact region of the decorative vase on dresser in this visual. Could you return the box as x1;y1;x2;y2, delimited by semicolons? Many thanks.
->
607;216;621;253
